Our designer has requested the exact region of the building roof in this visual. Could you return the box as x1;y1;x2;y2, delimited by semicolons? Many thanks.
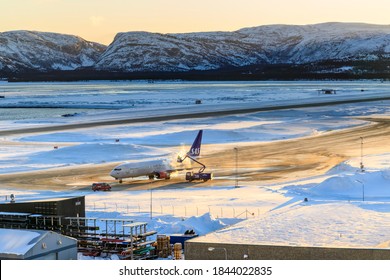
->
0;212;31;216
0;196;84;205
0;228;45;256
0;228;77;259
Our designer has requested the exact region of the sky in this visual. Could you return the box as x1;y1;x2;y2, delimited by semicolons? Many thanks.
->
1;0;390;45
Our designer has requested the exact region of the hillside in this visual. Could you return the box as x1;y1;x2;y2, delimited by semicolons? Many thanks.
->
95;22;390;72
0;30;106;74
2;23;390;80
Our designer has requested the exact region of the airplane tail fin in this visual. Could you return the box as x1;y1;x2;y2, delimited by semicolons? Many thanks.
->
176;130;203;163
188;130;203;157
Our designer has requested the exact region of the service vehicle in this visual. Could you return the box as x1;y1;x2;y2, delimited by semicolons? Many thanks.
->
91;182;112;191
185;171;213;182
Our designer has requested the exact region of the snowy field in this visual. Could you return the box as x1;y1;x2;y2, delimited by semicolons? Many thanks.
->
2;80;390;111
1;80;390;258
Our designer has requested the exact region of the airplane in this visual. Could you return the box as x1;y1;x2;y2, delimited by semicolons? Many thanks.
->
109;130;203;183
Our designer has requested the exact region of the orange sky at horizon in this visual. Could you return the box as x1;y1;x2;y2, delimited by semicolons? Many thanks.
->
1;0;389;45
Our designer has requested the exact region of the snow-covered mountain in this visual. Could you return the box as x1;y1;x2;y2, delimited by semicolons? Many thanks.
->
95;22;390;72
2;23;390;78
0;31;106;73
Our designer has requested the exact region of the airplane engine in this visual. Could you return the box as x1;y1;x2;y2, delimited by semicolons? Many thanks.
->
155;172;171;179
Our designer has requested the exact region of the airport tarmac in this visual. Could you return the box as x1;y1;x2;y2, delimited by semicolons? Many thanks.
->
1;92;390;137
0;117;389;191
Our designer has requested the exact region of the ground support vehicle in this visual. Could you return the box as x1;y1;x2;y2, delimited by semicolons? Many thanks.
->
91;183;112;191
185;171;213;182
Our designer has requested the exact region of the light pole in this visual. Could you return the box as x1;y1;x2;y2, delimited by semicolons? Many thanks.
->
150;187;153;220
208;247;227;260
355;179;365;202
234;147;239;188
360;137;365;172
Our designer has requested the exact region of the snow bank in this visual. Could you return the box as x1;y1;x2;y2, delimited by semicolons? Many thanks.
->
310;170;390;199
283;167;390;201
193;157;390;248
193;202;390;248
155;213;226;236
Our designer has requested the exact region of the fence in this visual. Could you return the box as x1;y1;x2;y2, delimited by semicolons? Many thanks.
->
86;201;261;219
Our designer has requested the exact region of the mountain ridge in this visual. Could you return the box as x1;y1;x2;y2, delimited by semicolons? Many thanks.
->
0;30;106;74
2;22;390;80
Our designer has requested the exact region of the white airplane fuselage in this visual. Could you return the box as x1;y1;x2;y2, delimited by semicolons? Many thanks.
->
109;130;203;183
110;159;172;180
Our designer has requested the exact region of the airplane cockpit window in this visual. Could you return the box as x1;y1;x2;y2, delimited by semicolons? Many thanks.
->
114;168;122;171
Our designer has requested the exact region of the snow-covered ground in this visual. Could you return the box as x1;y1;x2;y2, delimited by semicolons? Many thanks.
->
1;80;390;258
2;80;389;111
1;98;389;173
193;159;390;248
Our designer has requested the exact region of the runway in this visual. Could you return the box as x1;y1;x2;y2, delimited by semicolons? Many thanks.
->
1;92;390;136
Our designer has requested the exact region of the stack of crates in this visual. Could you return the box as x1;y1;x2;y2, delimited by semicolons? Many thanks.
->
173;243;182;260
156;235;171;258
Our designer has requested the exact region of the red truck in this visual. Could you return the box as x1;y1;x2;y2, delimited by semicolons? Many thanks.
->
91;182;112;191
